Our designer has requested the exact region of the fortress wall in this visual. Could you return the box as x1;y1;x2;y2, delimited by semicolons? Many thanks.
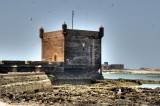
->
0;60;64;73
63;30;103;80
0;60;103;82
42;31;64;62
0;72;51;95
65;30;101;66
2;61;25;65
0;72;45;78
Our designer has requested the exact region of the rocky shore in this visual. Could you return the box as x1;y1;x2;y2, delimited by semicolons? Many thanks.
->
0;79;160;106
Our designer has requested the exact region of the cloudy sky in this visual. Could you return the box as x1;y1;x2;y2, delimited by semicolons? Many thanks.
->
0;0;160;69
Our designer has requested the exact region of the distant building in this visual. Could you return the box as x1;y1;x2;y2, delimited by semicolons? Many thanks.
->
102;62;124;70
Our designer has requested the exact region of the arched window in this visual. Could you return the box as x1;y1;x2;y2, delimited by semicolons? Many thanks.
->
54;55;57;61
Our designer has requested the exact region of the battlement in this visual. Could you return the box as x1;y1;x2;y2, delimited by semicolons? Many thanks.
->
0;60;63;66
2;60;25;65
0;60;64;73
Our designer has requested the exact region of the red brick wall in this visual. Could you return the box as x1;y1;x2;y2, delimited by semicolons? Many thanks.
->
42;31;64;62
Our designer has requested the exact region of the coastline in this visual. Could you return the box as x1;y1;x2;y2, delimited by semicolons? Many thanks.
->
102;69;160;75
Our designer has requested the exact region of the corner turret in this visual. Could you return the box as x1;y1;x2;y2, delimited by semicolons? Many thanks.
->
39;27;44;38
99;25;104;38
62;22;67;35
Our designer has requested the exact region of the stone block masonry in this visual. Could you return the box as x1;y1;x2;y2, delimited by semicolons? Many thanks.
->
42;31;64;62
0;60;63;73
0;72;51;95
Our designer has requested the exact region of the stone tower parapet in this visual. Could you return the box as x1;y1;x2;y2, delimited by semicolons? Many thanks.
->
99;25;104;38
39;27;44;38
62;22;67;35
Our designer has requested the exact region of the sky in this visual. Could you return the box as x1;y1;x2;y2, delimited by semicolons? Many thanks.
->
0;0;160;69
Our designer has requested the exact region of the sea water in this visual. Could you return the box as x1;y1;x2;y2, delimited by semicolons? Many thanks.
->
103;74;160;89
134;84;160;89
103;74;160;81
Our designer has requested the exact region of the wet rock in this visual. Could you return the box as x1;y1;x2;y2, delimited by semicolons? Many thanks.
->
1;79;160;106
8;94;13;99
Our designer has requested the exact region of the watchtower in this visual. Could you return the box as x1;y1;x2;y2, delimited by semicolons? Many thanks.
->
39;22;104;82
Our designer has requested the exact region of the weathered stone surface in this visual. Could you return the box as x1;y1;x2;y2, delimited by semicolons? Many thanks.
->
1;79;160;106
2;61;25;65
0;61;63;73
42;31;64;62
0;72;52;95
64;30;101;66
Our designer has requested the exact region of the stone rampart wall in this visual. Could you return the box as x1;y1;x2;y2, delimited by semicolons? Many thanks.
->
0;60;64;66
0;60;64;73
0;72;51;95
0;61;103;84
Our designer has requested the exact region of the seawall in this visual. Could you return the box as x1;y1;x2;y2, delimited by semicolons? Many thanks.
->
0;72;51;95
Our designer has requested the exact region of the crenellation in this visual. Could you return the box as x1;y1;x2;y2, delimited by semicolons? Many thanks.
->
2;60;25;65
99;25;104;38
62;22;67;35
39;27;44;38
27;61;49;65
